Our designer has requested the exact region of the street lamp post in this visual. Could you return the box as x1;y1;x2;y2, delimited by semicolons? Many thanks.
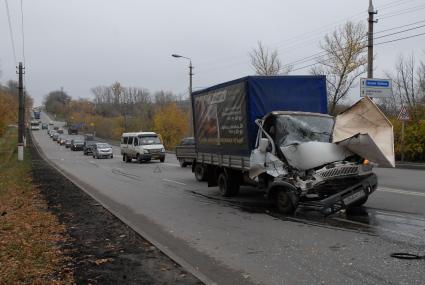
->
172;54;194;135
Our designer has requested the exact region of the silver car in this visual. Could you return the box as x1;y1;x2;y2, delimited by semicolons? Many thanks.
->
92;143;113;159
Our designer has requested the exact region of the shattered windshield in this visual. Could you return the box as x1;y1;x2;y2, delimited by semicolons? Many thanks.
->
274;114;334;147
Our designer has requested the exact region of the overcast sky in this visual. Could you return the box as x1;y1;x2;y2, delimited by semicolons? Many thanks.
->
1;0;425;105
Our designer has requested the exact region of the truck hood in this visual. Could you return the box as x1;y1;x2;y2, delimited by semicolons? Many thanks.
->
333;97;395;167
281;142;353;170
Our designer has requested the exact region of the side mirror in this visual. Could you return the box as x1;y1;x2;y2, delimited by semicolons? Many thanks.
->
258;138;269;153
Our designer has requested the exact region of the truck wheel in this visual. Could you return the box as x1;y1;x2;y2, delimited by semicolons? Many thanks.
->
275;189;297;214
179;159;187;168
136;154;143;163
217;172;239;197
194;164;206;181
122;154;126;162
160;158;165;163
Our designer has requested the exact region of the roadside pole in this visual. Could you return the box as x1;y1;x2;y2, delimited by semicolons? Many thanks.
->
401;121;405;162
367;0;377;79
17;62;25;161
397;106;410;162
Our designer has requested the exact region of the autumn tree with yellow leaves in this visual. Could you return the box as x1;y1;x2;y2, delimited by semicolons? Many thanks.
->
153;102;189;149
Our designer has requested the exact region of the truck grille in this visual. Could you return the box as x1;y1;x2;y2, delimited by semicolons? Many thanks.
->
148;149;161;154
317;166;358;179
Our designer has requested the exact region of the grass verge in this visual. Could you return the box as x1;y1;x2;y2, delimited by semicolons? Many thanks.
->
0;128;73;284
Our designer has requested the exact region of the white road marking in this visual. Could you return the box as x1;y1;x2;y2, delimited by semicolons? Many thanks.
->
162;178;186;186
377;187;425;197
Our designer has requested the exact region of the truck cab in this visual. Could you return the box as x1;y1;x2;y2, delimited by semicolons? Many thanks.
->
253;111;377;214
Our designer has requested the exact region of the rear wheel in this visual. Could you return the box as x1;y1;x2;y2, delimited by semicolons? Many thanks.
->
179;159;187;167
275;189;298;214
194;164;206;182
160;158;165;163
217;172;239;197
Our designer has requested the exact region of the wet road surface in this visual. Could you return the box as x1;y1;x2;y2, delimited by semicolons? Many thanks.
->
32;113;425;285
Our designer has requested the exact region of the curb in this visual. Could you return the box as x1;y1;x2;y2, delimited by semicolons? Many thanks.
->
395;162;425;170
29;132;216;285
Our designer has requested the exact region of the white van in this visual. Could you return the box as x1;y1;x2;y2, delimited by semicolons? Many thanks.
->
120;132;165;163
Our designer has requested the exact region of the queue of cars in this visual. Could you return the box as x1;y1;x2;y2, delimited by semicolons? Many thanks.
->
46;126;167;163
47;128;113;159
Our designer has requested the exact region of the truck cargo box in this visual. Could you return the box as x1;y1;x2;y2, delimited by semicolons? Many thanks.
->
192;76;328;155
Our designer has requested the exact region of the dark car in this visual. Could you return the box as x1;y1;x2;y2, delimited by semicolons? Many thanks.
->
175;137;195;167
83;140;97;155
71;139;84;151
65;139;72;148
41;123;48;129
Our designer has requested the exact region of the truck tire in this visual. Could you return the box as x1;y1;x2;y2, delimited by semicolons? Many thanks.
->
136;154;143;163
275;189;298;214
160;158;165;163
179;159;187;168
194;164;206;182
217;172;239;197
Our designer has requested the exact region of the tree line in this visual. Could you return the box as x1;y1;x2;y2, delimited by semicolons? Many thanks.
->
44;83;189;149
0;80;33;136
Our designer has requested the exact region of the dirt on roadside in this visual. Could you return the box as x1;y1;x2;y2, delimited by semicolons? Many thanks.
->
29;134;203;284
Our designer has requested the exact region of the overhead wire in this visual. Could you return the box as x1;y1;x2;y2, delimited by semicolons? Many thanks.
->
20;0;26;66
4;0;17;66
198;0;424;74
374;19;425;34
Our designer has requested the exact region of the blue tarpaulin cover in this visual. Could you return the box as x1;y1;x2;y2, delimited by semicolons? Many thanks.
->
192;76;328;154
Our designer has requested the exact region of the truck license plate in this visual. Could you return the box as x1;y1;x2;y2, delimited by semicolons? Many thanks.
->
343;190;365;205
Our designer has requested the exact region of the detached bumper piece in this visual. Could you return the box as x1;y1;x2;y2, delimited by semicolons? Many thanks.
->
301;174;377;216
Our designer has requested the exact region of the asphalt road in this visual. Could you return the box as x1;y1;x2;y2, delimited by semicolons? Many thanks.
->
33;112;425;285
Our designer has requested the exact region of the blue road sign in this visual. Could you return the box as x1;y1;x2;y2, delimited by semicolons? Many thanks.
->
360;78;392;98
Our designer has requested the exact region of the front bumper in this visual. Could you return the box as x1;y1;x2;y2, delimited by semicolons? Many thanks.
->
302;174;377;216
140;153;165;160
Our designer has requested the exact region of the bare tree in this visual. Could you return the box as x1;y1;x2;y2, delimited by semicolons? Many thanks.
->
311;21;367;114
385;54;425;119
249;41;291;75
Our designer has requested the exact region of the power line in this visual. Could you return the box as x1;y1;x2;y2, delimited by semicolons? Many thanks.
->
375;31;425;45
375;24;425;39
20;0;26;66
380;3;425;19
198;0;424;74
4;0;17;65
375;19;425;34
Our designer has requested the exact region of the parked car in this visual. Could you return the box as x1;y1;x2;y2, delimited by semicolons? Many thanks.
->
53;133;60;141
49;130;56;138
41;123;48;129
57;128;64;134
92;143;113;159
71;139;84;151
175;137;195;167
83;140;97;155
59;137;66;145
65;139;72;148
49;122;54;126
120;132;165;163
53;126;59;130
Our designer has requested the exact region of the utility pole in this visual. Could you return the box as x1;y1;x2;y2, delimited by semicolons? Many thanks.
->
367;0;378;78
17;62;25;161
189;60;194;136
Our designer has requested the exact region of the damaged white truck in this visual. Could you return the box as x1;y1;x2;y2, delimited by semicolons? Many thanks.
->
190;76;394;215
